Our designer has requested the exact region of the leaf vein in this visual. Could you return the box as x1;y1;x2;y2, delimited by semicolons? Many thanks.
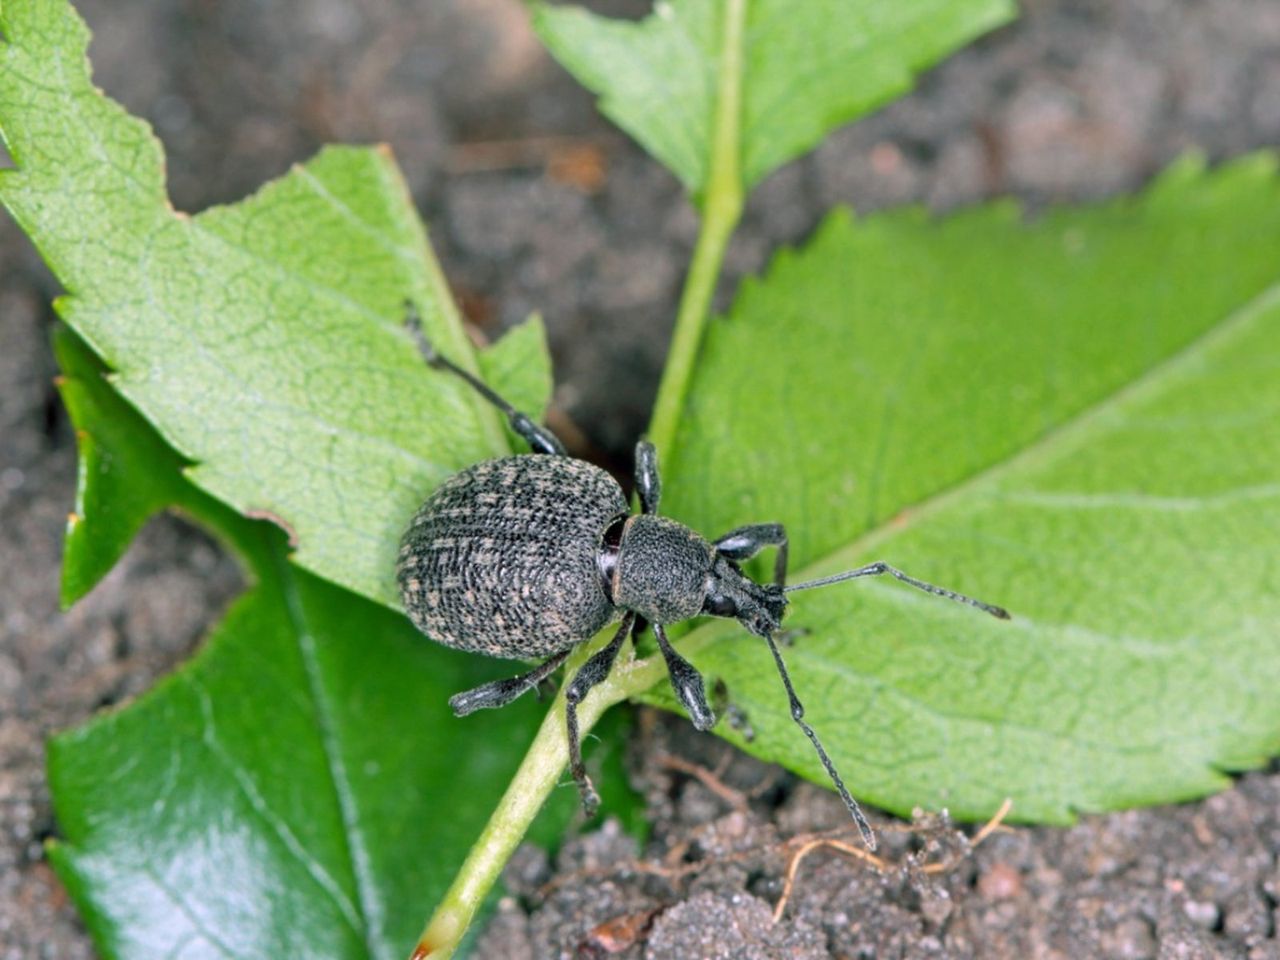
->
274;549;392;960
187;674;367;943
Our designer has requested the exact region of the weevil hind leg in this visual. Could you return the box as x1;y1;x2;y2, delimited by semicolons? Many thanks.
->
404;302;567;456
565;613;636;817
448;648;572;716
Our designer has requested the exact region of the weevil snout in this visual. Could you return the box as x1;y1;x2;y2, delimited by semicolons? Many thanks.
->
739;583;787;638
750;583;788;636
704;556;788;637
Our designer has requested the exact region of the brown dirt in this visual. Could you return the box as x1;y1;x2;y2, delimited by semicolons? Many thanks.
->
2;0;1278;957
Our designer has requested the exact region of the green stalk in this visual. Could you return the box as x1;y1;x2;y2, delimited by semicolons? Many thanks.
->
646;0;746;458
409;2;748;956
410;643;664;960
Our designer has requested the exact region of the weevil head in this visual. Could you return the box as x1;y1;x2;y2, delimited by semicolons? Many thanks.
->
702;553;788;638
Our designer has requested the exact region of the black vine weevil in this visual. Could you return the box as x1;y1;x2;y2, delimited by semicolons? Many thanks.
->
396;311;1009;849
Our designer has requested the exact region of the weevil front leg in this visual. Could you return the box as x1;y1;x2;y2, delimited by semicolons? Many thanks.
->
448;648;573;716
404;303;567;456
653;623;715;731
714;523;789;587
564;612;636;817
633;441;661;514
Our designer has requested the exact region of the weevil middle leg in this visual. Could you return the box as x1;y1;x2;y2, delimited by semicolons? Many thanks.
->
564;612;636;817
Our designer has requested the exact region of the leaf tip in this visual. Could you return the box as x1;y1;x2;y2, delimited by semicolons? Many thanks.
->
826;204;857;231
1152;150;1209;190
58;577;83;612
244;507;300;548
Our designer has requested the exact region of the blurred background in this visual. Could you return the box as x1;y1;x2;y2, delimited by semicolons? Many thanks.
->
2;0;1278;955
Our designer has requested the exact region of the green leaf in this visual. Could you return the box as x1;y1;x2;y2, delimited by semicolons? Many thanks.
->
48;552;582;960
646;154;1280;822
53;326;193;607
0;0;549;611
52;310;548;607
49;321;587;960
0;2;630;956
534;0;1015;197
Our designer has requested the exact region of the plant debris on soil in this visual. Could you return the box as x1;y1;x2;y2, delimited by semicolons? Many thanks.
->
2;0;1279;957
475;712;1280;958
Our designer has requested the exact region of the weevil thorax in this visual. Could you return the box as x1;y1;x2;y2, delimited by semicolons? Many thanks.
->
612;514;714;624
704;553;788;638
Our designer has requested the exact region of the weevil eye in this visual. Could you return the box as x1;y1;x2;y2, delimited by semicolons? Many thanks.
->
703;593;738;617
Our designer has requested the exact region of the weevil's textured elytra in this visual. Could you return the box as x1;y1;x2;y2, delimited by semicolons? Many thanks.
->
395;308;1010;849
399;456;627;658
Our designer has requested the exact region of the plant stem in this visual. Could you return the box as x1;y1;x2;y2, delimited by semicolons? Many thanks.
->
411;694;574;959
645;0;746;457
409;642;641;960
409;3;748;956
410;626;740;958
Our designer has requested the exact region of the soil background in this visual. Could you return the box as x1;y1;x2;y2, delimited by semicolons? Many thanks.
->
2;1;1279;957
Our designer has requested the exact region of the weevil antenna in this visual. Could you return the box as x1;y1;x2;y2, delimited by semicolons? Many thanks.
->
762;628;877;850
785;561;1009;620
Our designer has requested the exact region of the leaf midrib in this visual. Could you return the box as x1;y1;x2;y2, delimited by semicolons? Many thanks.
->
782;642;1179;757
271;541;390;960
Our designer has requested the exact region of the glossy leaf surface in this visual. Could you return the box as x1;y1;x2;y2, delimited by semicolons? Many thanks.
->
48;323;580;960
646;156;1280;821
0;3;589;957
